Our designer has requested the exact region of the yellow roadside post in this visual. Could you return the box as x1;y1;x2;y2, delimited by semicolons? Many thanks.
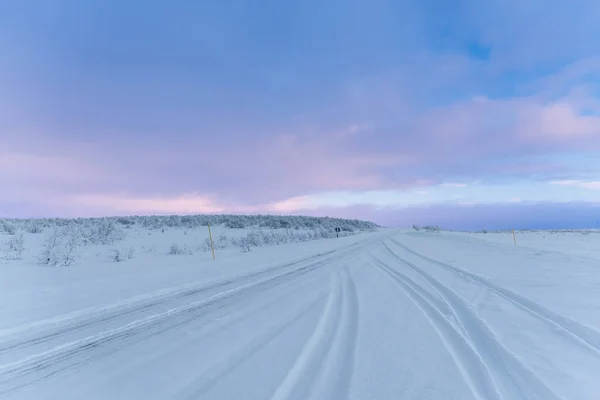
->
208;223;216;260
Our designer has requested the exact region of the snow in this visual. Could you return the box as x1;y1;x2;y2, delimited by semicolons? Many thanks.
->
1;224;600;399
459;229;600;261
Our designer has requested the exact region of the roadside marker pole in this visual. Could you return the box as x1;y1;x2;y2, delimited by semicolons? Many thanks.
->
208;223;216;260
512;228;517;245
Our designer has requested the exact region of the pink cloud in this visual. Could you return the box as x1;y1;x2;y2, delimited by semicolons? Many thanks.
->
418;83;600;163
518;100;600;140
69;193;226;215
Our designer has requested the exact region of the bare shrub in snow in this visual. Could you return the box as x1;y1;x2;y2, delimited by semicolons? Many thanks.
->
238;237;252;252
296;232;310;242
169;243;192;255
26;222;44;234
257;232;271;246
61;235;81;266
199;238;212;252
213;234;230;250
315;228;332;239
412;224;420;231
3;234;25;260
87;220;125;245
112;249;125;262
232;230;284;252
169;244;181;255
39;229;63;266
112;247;135;262
38;229;81;266
246;231;263;247
197;239;208;252
270;231;284;245
2;222;17;235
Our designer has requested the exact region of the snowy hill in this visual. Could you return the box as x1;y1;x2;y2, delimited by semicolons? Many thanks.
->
0;214;378;267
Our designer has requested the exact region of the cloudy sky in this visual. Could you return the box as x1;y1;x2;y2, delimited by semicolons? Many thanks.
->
1;0;600;229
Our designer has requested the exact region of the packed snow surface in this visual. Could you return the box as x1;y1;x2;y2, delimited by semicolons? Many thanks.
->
1;228;600;399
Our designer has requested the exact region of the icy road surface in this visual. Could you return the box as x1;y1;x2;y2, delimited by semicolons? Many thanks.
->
1;230;599;399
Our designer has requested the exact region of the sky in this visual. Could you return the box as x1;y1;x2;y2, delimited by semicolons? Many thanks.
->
1;0;600;230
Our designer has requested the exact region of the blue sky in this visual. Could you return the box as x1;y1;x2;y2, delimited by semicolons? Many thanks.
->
1;0;600;229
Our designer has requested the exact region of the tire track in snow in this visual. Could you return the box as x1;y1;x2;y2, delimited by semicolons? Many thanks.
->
177;291;328;399
269;266;359;400
1;270;329;398
269;271;343;400
369;255;503;400
389;236;600;357
0;258;332;396
0;250;341;355
180;247;369;399
375;243;561;400
306;267;359;400
0;237;378;397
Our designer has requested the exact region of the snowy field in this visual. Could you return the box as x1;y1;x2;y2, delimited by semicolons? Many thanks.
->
1;219;599;399
460;229;600;261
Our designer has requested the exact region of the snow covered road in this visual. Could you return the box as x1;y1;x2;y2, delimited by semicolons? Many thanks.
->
1;230;599;399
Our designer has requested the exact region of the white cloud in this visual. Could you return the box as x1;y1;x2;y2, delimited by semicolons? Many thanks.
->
550;179;580;185
441;182;468;188
267;196;315;212
579;182;600;189
550;180;600;189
